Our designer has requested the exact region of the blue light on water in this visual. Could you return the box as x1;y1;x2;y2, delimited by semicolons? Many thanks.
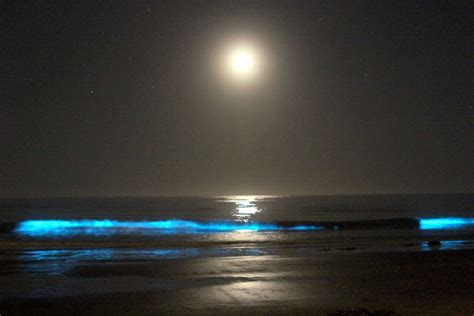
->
15;219;322;237
420;240;468;252
419;218;474;230
17;247;274;275
18;248;195;275
289;225;320;231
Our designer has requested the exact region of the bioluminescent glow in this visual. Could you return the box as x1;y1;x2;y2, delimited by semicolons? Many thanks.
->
420;240;471;252
15;219;322;237
18;248;194;275
289;225;320;231
419;218;474;230
18;247;271;275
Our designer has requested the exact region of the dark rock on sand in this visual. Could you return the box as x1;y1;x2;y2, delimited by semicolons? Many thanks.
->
427;240;441;247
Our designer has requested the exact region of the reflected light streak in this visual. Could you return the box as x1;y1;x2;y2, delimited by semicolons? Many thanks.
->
235;200;260;221
15;219;322;237
227;195;266;222
18;247;271;275
420;240;470;251
419;218;474;230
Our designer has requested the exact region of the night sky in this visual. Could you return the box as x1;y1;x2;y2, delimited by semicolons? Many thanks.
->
2;1;473;197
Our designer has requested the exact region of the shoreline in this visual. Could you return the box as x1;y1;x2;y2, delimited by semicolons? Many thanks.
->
1;248;473;315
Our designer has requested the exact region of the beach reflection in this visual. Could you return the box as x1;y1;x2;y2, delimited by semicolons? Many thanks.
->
16;247;271;275
9;248;326;306
18;249;113;275
420;240;472;252
17;248;203;275
178;255;328;309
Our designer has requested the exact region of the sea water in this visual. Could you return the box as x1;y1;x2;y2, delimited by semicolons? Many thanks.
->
0;194;473;281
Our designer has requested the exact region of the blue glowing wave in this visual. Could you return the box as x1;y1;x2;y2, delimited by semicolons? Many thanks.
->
419;218;474;230
14;219;323;237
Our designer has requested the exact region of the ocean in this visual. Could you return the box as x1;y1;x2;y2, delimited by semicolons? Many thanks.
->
1;194;474;249
1;194;473;314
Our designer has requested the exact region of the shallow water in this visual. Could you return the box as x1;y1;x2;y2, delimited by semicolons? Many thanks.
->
0;194;473;313
1;194;473;249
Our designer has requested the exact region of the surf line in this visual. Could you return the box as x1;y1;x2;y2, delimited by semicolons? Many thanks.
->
14;219;323;236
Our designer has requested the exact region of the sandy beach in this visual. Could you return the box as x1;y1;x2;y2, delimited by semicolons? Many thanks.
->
1;246;473;315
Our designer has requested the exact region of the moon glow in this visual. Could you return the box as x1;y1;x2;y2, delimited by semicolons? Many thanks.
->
227;45;258;80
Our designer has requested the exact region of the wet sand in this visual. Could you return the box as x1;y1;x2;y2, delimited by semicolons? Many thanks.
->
1;248;473;315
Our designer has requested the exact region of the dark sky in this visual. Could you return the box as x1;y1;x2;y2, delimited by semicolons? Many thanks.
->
2;1;473;197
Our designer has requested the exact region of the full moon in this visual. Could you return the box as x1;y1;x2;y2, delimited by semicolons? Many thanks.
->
227;45;258;79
